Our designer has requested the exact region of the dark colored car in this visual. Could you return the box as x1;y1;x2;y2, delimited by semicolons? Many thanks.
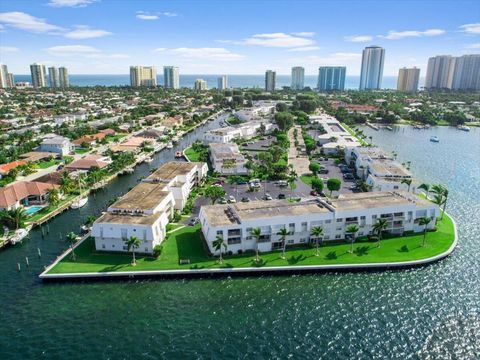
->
343;173;355;180
310;190;318;196
278;193;286;199
319;169;329;174
241;197;250;202
237;180;248;185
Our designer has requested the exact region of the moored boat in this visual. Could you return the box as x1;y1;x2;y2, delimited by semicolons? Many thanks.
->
166;142;174;149
71;197;88;209
10;228;29;245
458;125;471;131
430;136;439;143
175;151;183;158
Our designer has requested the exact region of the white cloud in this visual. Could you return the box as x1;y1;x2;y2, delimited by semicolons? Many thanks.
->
344;35;373;42
291;32;315;37
0;46;19;53
379;29;445;40
237;32;316;48
153;47;244;61
46;45;100;56
459;23;480;35
287;46;321;52
136;14;159;20
136;11;178;20
466;43;480;49
162;12;178;17
64;25;111;39
0;11;63;33
48;0;97;7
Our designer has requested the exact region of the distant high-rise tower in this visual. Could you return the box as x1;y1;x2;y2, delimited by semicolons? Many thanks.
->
7;73;14;88
452;54;480;91
130;66;157;87
59;67;69;87
163;66;180;89
291;66;305;90
194;79;208;91
265;70;276;92
0;64;9;88
397;67;420;92
30;63;47;88
217;75;228;90
48;66;60;88
424;55;456;90
359;46;385;90
317;66;346;91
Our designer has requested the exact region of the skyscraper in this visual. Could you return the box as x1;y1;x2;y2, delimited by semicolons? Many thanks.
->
194;79;208;91
424;55;456;90
30;63;47;88
359;46;385;90
265;70;276;92
7;73;14;88
397;67;420;92
291;66;305;90
317;66;346;91
0;64;9;88
130;66;157;87
217;75;228;90
48;66;60;88
163;66;180;89
59;67;69;87
452;54;480;91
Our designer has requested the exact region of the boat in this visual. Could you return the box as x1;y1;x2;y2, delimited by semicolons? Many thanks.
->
145;157;153;163
166;142;174;149
458;125;471;131
413;124;423;129
124;167;134;174
175;151;183;158
386;126;393;131
10;228;29;245
71;197;88;209
430;136;439;143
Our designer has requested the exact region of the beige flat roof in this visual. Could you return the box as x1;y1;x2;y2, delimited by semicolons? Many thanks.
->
146;161;196;182
96;211;162;225
370;159;411;177
328;191;430;211
111;182;170;210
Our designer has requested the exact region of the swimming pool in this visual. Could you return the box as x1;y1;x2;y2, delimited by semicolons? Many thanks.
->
25;206;44;216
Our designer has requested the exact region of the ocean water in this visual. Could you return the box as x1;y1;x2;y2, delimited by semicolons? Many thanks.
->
0;122;479;359
13;74;403;90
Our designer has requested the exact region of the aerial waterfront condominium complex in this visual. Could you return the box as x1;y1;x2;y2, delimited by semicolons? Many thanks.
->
204;120;273;143
209;142;248;175
30;63;47;88
317;66;346;91
48;67;60;88
194;79;208;91
397;67;420;92
265;70;276;92
218;75;228;90
200;191;439;255
92;161;207;254
359;46;385;90
130;66;157;87
291;66;305;90
164;66;180;89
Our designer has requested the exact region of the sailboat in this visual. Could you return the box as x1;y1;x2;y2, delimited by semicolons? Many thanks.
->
71;173;88;209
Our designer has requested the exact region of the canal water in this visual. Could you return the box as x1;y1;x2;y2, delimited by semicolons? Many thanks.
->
0;123;479;359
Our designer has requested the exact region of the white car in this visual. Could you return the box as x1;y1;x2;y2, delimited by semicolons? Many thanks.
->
228;195;237;203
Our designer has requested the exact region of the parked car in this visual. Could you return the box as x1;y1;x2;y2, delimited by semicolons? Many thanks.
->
237;180;248;185
213;180;225;185
241;197;250;202
319;169;329;174
343;173;355;180
278;193;286;199
310;190;318;196
189;217;199;226
219;197;227;204
276;180;288;187
318;191;327;197
228;195;236;203
263;193;273;200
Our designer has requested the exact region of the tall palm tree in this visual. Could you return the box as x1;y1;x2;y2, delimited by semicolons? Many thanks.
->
288;166;298;200
212;235;227;264
6;208;27;229
47;188;60;207
418;183;431;199
251;227;262;263
401;178;412;192
66;232;78;261
125;236;141;265
310;226;324;256
372;218;388;248
431;184;448;220
418;217;432;247
276;228;292;260
60;172;74;194
346;224;359;254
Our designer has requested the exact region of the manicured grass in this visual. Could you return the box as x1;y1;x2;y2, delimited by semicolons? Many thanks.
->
75;149;90;155
36;159;59;169
27;195;77;223
342;123;369;146
47;213;455;274
184;147;201;162
300;174;316;187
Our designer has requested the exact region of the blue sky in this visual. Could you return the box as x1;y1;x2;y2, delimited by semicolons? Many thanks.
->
0;0;479;75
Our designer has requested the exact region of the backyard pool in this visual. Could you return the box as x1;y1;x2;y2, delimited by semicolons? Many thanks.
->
25;206;44;216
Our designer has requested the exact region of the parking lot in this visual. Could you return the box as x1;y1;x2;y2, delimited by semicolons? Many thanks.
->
240;136;275;152
314;157;357;194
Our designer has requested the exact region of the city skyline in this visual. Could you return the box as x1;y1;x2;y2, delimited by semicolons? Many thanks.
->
0;1;479;76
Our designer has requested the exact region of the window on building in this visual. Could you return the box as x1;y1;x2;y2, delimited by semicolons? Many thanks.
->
216;230;223;236
121;228;127;239
336;227;342;231
102;244;105;249
336;218;343;223
287;239;294;244
335;235;341;239
299;238;306;243
325;220;332;224
301;222;307;231
228;238;241;245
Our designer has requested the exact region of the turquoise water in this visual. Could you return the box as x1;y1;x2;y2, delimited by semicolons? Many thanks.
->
25;206;43;215
0;124;479;359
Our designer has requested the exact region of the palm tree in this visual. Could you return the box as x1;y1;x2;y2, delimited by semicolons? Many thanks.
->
431;184;448;220
47;188;60;207
60;172;74;194
346;224;359;254
125;236;141;265
276;228;292;260
372;218;388;248
66;232;78;261
418;217;432;247
6;208;27;229
310;226;324;256
401;178;412;192
288;166;298;200
251;227;262;262
418;183;431;199
212;235;227;264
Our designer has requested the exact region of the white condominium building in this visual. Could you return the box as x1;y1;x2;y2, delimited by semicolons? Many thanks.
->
30;63;47;88
265;70;276;92
93;161;207;254
310;114;361;154
397;67;420;92
204;121;273;143
48;66;60;88
59;67;69;87
194;79;208;91
164;66;180;89
359;46;385;90
200;191;439;255
0;64;10;88
291;66;305;90
209;143;248;175
130;66;157;87
234;102;276;121
218;75;228;90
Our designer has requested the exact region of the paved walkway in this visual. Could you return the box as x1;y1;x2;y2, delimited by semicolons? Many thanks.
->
287;125;310;175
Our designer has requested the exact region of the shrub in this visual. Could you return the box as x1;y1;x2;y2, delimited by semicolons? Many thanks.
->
153;245;163;257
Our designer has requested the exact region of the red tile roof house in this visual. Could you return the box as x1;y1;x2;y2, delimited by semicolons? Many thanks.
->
72;133;107;148
65;155;112;172
98;128;116;136
0;160;27;179
0;181;58;211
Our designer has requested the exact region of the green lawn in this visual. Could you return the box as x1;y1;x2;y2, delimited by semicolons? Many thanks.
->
300;174;316;187
342;123;369;146
27;195;77;223
184;147;201;162
36;159;59;169
75;149;90;155
47;213;455;274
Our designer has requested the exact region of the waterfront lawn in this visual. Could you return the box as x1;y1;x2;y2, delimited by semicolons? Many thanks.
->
184;147;201;162
47;214;456;274
342;123;369;146
27;195;77;223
